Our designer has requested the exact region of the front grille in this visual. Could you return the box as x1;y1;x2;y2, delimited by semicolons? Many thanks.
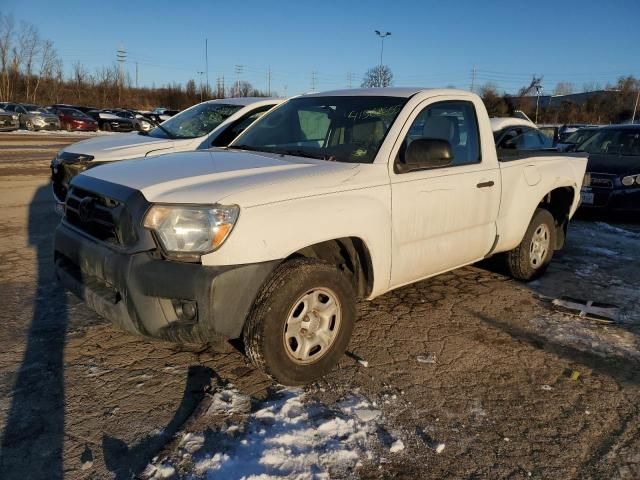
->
65;187;122;245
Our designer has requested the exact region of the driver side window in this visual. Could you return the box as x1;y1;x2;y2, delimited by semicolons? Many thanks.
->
399;101;481;167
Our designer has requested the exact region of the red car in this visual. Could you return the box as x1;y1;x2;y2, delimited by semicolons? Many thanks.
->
48;106;99;132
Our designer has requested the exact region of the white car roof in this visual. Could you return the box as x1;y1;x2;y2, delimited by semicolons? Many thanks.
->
203;97;282;106
490;117;537;132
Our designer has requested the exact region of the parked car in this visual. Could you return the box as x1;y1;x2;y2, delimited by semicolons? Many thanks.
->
85;110;134;132
0;107;20;131
558;124;599;142
3;103;60;131
577;124;640;212
101;109;154;132
47;106;99;132
556;126;600;152
51;98;281;204
491;117;554;150
54;87;587;385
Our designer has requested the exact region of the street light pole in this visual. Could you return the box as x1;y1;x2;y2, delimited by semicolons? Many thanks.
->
374;30;391;87
534;84;543;124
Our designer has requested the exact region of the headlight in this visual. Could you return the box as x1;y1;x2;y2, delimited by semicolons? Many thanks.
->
143;204;239;258
621;174;640;186
11;114;18;120
33;117;45;125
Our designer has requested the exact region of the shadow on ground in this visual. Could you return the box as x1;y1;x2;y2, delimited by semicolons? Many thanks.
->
0;185;68;479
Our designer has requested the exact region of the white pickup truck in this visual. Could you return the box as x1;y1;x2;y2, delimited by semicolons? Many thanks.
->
54;88;587;385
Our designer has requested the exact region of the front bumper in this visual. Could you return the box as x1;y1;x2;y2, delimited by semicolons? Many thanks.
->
0;118;19;130
580;186;640;213
54;221;278;342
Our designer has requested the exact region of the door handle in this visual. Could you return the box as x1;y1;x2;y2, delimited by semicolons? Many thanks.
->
476;181;495;188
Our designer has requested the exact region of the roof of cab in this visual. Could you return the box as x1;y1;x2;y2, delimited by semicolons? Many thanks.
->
301;87;474;98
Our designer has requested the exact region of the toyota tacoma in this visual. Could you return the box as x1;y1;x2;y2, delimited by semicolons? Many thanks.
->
54;88;587;385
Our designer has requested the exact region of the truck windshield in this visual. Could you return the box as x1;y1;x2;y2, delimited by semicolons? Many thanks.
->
148;103;243;139
230;96;407;163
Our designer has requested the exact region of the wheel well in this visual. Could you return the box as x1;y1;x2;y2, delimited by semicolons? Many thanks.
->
538;187;576;249
286;237;374;298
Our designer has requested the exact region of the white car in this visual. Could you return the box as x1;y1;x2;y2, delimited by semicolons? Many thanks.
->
50;97;282;203
491;117;553;150
54;88;587;385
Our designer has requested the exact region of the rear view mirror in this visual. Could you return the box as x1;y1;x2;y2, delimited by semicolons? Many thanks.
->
396;138;453;173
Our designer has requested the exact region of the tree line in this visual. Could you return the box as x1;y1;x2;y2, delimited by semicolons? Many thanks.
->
0;14;269;110
480;76;640;124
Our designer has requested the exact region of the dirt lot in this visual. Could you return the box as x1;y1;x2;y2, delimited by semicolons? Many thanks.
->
0;132;639;479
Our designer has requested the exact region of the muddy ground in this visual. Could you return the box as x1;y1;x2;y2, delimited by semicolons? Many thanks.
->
0;132;638;479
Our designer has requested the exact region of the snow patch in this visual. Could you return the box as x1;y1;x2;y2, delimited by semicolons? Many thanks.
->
152;389;381;479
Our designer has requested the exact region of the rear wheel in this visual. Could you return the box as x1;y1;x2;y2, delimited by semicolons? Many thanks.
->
102;122;111;132
506;208;556;281
65;122;72;132
243;258;356;385
25;120;35;131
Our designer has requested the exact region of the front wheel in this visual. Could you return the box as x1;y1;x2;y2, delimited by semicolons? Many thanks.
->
243;258;356;385
102;122;111;132
25;120;35;131
505;208;556;281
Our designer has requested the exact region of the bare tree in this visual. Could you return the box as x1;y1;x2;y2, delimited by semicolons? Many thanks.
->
361;65;393;88
30;39;56;103
71;61;88;102
18;21;39;101
553;82;574;96
0;14;15;100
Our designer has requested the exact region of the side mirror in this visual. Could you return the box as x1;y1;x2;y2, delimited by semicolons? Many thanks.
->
396;138;453;173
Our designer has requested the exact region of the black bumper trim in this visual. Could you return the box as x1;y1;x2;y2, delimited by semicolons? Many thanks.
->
54;222;279;342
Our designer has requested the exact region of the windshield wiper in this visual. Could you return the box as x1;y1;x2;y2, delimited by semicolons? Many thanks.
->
227;144;268;153
153;123;175;139
272;149;326;160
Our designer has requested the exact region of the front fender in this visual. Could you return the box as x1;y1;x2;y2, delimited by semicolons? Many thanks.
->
201;185;392;298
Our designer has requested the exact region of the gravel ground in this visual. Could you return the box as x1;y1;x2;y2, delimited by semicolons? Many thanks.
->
0;133;638;479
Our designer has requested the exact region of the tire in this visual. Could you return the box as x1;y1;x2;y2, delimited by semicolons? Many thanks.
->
102;122;111;132
65;122;72;132
243;258;356;385
506;208;556;281
25;120;34;131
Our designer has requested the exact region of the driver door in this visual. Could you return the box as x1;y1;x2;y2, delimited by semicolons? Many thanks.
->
389;98;500;288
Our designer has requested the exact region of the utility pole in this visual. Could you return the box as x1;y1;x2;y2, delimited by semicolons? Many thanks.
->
470;65;476;93
234;65;243;97
347;72;353;89
135;61;138;89
311;71;317;92
116;46;126;105
632;89;640;124
205;38;209;98
374;30;391;87
197;71;204;102
267;66;272;96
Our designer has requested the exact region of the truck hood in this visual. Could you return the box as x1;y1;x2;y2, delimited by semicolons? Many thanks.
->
63;133;180;161
80;149;379;206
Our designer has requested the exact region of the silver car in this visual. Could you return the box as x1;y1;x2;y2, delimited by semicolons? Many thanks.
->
4;103;60;131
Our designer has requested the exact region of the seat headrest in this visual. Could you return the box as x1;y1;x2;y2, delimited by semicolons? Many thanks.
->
423;115;459;145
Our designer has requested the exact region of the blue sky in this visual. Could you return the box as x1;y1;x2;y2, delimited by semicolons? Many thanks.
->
5;0;640;96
